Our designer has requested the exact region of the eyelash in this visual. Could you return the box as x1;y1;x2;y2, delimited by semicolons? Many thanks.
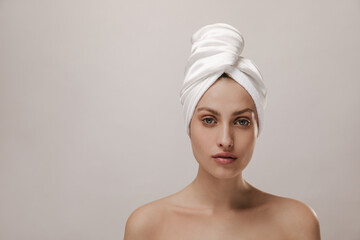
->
201;117;251;126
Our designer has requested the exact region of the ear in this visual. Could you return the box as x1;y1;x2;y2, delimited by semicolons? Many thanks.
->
254;117;259;138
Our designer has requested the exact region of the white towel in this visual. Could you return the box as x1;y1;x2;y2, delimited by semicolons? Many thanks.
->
179;23;267;136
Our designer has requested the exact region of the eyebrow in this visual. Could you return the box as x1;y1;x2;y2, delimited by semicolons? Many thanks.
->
196;107;254;116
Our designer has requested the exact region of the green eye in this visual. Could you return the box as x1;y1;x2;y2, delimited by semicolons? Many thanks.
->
202;118;216;124
236;119;250;126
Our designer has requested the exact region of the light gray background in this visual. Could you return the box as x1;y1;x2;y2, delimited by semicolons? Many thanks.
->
1;0;359;239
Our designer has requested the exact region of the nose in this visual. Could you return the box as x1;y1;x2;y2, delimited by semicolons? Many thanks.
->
217;123;234;150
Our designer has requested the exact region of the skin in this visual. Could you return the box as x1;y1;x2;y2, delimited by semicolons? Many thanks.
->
124;77;321;240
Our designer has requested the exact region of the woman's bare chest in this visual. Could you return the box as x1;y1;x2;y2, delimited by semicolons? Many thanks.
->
151;208;287;240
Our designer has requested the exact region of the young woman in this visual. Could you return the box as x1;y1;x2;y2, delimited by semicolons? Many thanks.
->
124;23;321;240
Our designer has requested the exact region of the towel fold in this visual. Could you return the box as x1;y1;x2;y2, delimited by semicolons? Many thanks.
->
180;23;267;137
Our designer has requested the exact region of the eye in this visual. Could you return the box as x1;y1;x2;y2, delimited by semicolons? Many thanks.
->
235;118;251;126
202;117;216;125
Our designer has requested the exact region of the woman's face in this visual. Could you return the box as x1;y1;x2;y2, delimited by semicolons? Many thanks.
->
189;77;258;179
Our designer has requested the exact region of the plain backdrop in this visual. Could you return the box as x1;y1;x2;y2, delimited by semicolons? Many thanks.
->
1;0;359;239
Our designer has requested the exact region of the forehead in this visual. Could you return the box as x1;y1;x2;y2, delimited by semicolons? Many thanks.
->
196;77;256;110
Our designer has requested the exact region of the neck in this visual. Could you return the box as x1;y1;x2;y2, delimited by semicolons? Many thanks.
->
186;165;252;211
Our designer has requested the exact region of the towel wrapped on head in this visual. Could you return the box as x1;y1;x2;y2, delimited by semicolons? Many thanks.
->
179;23;267;137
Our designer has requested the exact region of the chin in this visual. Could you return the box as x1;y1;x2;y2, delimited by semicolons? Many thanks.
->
202;163;243;179
213;168;242;179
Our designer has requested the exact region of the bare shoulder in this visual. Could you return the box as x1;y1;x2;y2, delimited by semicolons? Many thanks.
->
124;198;168;240
124;201;159;240
267;195;321;240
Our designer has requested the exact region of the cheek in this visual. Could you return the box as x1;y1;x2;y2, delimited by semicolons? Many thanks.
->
235;133;256;168
190;123;214;158
236;132;256;152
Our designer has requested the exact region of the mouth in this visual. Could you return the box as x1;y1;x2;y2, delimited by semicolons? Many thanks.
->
212;152;238;159
211;152;238;165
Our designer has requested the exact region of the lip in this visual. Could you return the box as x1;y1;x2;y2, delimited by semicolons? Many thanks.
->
212;152;238;159
211;152;238;165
